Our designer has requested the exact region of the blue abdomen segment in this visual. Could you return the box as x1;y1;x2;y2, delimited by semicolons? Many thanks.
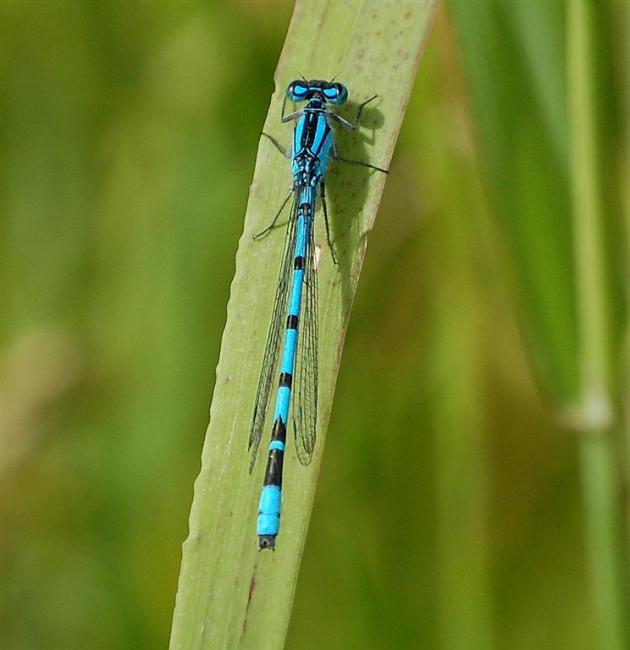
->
288;271;304;320
257;485;282;537
273;385;291;423
280;329;298;373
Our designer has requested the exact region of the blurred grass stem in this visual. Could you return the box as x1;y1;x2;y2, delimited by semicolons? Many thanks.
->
568;2;628;649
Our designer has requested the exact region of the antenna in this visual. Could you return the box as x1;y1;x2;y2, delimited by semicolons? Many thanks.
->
293;67;308;83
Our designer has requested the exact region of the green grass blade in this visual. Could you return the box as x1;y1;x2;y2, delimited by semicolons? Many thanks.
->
448;0;579;406
169;2;438;649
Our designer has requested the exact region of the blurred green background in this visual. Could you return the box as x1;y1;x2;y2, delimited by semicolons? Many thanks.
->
1;1;626;649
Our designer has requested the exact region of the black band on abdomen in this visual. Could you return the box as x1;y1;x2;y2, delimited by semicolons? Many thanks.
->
263;449;284;486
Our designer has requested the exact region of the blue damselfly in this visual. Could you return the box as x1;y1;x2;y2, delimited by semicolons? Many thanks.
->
249;78;387;550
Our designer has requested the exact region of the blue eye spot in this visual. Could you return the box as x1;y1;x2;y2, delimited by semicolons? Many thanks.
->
286;80;311;102
323;88;337;99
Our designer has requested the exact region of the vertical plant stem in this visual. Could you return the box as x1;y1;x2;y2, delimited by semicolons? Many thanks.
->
622;0;630;566
568;2;627;649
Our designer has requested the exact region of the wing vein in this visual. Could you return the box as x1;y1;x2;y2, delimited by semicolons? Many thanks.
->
293;216;318;465
248;192;297;471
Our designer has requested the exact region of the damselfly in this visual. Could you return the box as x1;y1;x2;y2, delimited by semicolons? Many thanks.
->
249;78;387;550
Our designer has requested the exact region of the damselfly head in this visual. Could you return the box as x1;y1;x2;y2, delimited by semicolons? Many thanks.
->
286;79;348;105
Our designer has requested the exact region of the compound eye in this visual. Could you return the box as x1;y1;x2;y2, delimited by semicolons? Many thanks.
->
287;80;309;102
333;83;348;105
325;83;348;105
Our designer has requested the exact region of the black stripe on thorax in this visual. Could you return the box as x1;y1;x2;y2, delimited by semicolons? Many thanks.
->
303;112;317;148
302;111;329;150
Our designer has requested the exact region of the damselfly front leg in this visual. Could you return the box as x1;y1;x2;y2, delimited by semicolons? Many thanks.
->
329;95;389;173
319;181;337;265
328;94;378;131
262;131;290;159
280;94;302;123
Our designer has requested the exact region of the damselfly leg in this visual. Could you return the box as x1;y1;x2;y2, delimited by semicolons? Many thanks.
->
329;95;389;173
252;188;293;240
319;181;337;265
